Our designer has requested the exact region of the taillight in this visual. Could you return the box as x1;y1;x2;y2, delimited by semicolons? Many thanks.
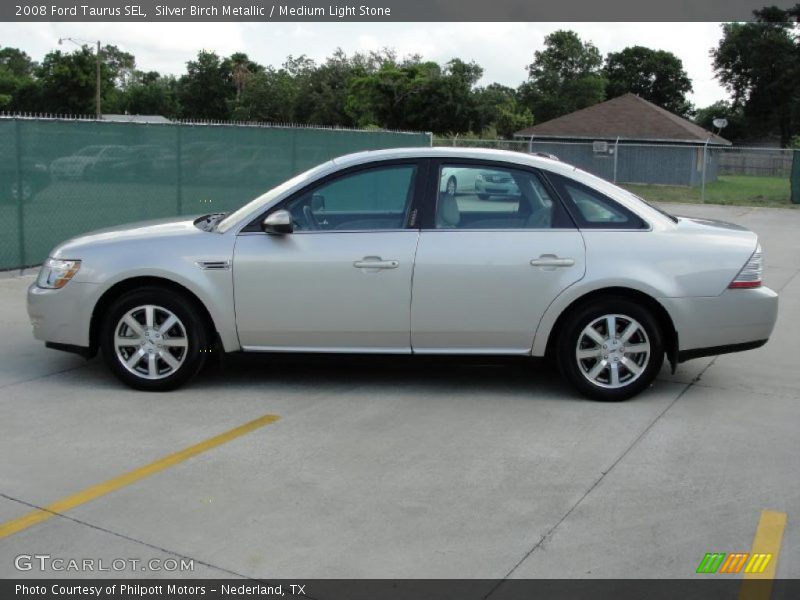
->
729;244;763;289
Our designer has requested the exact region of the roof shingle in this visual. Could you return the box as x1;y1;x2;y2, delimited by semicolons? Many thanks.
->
514;93;730;146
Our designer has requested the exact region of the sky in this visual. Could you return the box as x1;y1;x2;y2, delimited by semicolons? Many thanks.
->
0;22;730;108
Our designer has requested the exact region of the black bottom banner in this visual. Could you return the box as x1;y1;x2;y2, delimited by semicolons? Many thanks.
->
4;579;800;600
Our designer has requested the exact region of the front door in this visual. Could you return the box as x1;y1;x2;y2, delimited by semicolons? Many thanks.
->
233;162;421;352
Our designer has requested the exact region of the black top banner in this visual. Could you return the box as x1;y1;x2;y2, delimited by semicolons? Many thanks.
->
4;0;799;22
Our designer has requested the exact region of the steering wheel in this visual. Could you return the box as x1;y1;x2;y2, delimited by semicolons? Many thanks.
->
302;205;320;230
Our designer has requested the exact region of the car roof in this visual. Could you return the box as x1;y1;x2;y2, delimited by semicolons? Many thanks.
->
331;146;569;172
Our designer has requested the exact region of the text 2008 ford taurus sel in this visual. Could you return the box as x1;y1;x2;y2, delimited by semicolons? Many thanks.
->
27;148;778;400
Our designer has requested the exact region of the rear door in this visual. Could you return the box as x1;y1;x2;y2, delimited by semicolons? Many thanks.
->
410;160;586;353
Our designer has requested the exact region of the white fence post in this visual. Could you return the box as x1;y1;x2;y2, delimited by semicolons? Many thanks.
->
700;138;710;203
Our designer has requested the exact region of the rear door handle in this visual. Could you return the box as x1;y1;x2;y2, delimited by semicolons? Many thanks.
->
530;255;575;268
353;256;399;270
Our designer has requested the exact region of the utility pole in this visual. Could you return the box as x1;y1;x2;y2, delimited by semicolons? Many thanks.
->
95;40;101;118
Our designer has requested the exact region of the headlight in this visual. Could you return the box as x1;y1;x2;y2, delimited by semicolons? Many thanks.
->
37;258;81;289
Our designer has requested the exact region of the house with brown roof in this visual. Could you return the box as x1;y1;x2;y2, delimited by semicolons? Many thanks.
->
514;93;731;186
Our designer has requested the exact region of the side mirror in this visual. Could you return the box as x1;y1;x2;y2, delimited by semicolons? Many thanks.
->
262;210;293;235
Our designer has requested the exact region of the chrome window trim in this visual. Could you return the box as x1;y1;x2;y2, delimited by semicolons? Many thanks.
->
419;228;580;233
237;228;417;236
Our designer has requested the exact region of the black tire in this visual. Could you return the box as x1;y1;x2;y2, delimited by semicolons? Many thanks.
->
100;286;209;391
556;297;663;401
477;193;490;200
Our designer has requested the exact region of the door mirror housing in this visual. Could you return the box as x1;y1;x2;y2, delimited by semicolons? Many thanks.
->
262;210;293;235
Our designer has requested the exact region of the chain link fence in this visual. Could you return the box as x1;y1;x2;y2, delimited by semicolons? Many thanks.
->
433;137;799;208
0;116;431;270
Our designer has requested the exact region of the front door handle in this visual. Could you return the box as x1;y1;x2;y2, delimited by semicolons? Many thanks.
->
530;254;575;268
353;256;399;270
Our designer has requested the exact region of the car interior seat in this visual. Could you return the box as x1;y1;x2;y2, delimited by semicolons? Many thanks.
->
436;193;460;228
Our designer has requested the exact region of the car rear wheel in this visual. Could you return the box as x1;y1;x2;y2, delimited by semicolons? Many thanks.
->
101;287;209;391
557;298;663;401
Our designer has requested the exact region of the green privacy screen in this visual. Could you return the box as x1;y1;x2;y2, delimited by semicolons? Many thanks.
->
0;118;431;270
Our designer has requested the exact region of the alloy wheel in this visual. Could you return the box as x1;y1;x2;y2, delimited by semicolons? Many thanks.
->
114;304;189;380
575;314;651;389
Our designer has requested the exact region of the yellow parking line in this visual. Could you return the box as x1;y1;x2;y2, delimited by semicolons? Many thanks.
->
739;509;788;600
0;413;280;540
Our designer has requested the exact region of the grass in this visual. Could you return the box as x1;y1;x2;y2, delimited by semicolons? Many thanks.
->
621;175;796;208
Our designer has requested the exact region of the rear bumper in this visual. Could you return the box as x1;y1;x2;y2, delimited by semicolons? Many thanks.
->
677;339;767;363
660;286;778;355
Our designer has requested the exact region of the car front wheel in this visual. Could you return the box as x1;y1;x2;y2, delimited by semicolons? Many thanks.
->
557;298;663;401
100;287;209;391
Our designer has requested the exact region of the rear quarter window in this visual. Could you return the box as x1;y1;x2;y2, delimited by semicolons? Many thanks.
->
547;172;647;230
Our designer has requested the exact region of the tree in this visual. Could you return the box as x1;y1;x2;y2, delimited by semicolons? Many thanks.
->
0;47;36;78
0;47;37;109
15;44;136;114
712;7;800;146
346;56;485;134
221;52;263;103
120;71;179;117
230;67;298;122
694;100;745;141
34;47;118;114
519;30;606;123
604;46;693;116
292;49;366;126
177;51;235;119
472;84;533;138
102;44;136;88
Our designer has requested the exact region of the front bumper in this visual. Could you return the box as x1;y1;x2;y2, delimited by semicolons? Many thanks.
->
659;286;779;355
27;280;99;350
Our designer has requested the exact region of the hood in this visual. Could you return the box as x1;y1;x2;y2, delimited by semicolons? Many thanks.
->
52;216;204;258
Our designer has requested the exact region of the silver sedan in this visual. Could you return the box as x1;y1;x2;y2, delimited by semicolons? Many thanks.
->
27;148;778;400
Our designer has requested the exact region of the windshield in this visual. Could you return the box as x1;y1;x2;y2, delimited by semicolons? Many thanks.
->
216;161;333;232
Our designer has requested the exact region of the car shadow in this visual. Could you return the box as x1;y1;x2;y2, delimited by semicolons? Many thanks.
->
197;352;565;394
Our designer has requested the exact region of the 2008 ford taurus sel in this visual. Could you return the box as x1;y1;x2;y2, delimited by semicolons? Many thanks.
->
27;148;778;400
